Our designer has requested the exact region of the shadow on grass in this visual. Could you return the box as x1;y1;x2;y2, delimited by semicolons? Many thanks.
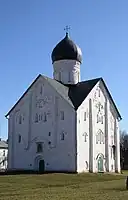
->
104;187;128;192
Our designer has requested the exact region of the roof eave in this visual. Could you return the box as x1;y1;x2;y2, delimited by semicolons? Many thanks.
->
100;78;122;121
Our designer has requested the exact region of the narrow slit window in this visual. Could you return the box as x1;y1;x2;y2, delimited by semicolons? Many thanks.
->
44;112;47;122
40;86;43;95
35;113;38;123
84;133;88;142
60;111;64;120
84;112;86;121
61;133;65;140
19;115;22;124
98;89;100;97
18;135;21;143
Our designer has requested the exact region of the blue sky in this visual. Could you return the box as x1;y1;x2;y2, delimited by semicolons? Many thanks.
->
0;0;127;139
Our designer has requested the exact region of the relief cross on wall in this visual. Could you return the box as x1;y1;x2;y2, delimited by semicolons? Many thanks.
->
95;102;104;124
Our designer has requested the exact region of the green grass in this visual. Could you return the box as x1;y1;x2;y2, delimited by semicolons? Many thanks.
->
0;172;128;200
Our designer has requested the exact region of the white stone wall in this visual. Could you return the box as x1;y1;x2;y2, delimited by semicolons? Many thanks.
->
8;76;76;172
76;81;120;173
7;76;120;173
53;60;81;84
76;98;89;173
92;83;106;173
0;148;8;170
108;109;116;172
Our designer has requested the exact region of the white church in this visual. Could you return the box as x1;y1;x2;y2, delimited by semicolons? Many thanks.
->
5;31;121;173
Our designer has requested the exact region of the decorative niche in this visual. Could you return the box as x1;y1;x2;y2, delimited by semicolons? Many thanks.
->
34;112;47;123
95;102;104;124
17;113;25;125
96;129;104;144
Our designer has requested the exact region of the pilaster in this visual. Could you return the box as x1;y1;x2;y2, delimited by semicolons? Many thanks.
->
105;100;110;172
89;98;94;172
114;119;120;173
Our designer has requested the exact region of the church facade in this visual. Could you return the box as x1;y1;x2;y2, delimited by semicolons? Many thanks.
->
5;32;121;173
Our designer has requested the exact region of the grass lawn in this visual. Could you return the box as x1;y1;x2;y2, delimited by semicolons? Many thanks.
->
0;172;128;200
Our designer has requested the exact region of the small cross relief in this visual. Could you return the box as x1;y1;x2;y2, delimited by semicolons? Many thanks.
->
83;132;88;142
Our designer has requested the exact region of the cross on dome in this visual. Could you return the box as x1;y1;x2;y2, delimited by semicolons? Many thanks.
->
64;25;70;36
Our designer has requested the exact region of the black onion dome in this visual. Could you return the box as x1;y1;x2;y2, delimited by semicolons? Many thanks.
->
51;33;82;63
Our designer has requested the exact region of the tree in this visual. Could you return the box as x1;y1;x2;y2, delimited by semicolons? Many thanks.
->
120;130;128;170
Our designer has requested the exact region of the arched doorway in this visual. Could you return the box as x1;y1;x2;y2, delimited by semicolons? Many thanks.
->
97;154;104;172
34;156;45;173
39;160;45;173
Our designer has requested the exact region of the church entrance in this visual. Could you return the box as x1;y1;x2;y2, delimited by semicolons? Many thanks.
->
97;154;104;172
39;160;45;173
34;156;45;173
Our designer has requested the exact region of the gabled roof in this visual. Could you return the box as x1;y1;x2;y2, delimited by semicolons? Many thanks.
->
5;74;121;120
0;141;8;149
67;78;100;110
43;76;74;108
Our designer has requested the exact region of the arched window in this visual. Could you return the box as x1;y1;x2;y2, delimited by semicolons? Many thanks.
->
37;143;43;153
96;129;104;144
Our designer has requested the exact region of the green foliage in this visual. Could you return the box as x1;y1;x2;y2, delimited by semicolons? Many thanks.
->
0;173;128;200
